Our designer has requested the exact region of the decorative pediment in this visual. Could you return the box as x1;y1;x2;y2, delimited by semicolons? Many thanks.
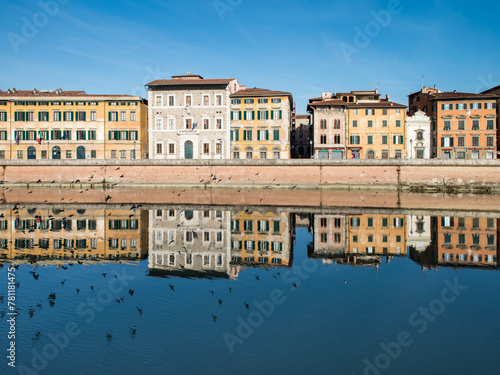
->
441;115;453;119
470;115;482;119
485;114;497;119
456;115;467;119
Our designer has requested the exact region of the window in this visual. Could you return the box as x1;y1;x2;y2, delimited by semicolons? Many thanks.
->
203;118;209;129
120;150;127;158
416;149;424;159
365;109;374;115
0;112;6;121
216;95;222;106
120;111;127;121
77;130;86;140
352;120;358;127
334;134;340;144
487;137;494;147
320;135;327;144
231;99;241;105
441;103;453;110
487;119;494;130
246;150;253;159
155;95;162;106
367;217;374;227
156;143;163;154
470;103;481;110
458;120;465;130
382;120;388;128
472;136;479;147
320;218;327;227
334;119;340;129
185;118;192;129
232;111;241;120
91;150;96;158
416;131;423;141
203;143;210;154
472;120;480;130
260;151;267;159
320;119;327;129
203;95;209;106
271;98;281;103
320;233;328;243
382;135;388;144
350;135;360;145
244;99;254;104
244;130;252;140
272;110;281;120
169;144;175;154
109;111;118;121
367;120;373;127
233;151;239;159
382;150;389;159
258;98;268;104
185;95;192;106
383;109;388;115
382;217;388;227
350;217;360;227
485;102;496;109
367;135;373;145
443;120;451;130
90;111;97;121
66;150;72;159
393;135;404;145
17;150;23;159
216;118;222;129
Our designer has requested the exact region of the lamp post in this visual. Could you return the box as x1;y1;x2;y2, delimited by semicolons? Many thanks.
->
410;139;413;159
133;140;136;159
310;139;313;159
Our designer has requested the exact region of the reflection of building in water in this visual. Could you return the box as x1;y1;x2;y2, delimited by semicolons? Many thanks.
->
309;214;406;266
230;211;292;273
308;214;346;264
0;208;148;264
147;209;231;279
435;216;498;268
406;215;432;252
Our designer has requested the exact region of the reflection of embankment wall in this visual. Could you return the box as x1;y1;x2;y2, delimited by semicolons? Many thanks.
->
1;160;500;193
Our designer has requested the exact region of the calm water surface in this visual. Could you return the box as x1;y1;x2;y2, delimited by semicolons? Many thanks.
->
0;206;499;375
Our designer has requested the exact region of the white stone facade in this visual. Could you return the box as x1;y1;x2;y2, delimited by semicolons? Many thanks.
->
147;75;239;159
406;110;431;159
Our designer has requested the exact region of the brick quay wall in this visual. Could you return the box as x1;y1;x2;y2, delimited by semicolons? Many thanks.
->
1;159;500;193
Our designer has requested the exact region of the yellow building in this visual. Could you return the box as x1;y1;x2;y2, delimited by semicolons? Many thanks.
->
230;88;292;159
230;211;292;268
0;207;148;264
0;88;148;160
340;90;407;159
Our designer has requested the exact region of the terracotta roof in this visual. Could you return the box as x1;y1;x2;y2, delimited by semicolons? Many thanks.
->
308;99;347;107
295;114;310;118
0;90;144;100
430;91;499;100
308;97;323;102
482;85;500;94
231;88;292;97
146;78;235;86
346;101;407;109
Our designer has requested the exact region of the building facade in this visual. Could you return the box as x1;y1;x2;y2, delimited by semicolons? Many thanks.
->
408;86;498;159
0;89;147;160
406;110;432;159
146;74;239;160
291;114;313;158
344;91;407;159
230;88;292;159
307;93;347;159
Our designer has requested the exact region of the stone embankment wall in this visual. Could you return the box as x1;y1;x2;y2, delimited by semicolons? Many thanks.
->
1;159;499;193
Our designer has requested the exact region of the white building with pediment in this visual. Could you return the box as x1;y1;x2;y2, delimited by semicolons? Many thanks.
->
146;73;240;159
406;110;431;159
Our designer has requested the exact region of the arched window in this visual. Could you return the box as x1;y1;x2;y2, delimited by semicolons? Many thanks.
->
320;119;327;129
367;150;375;159
245;147;253;159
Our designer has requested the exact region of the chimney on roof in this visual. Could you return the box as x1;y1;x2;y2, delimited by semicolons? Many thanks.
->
7;89;12;94
423;86;426;91
33;88;37;95
12;88;16;93
386;94;390;101
434;85;437;89
454;90;457;93
322;92;332;100
187;72;191;75
240;85;246;90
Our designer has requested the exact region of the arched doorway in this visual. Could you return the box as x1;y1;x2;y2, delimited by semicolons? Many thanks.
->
27;146;36;160
184;141;193;159
52;146;61;160
77;146;85;160
367;150;375;159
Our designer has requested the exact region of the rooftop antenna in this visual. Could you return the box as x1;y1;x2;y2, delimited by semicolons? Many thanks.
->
421;76;424;89
376;79;379;90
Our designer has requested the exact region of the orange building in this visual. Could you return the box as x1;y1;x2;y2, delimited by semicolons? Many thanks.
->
408;86;498;159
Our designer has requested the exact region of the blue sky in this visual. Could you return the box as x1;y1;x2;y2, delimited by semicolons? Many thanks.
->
1;0;499;112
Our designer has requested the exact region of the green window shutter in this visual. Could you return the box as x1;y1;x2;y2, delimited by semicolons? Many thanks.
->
243;111;247;120
243;131;247;140
231;111;233;120
258;221;261;231
270;111;274;120
257;111;260;120
393;135;397;144
134;131;138;140
257;131;260;140
83;112;86;121
230;131;233;141
274;221;280;232
266;111;269;120
249;131;252;140
236;220;239;230
266;221;269;231
24;131;27;140
239;111;242;120
50;131;53;140
38;112;41;121
266;130;269;140
83;131;86;140
258;241;261;250
271;242;274;251
108;112;111;121
117;131;121;140
87;130;91;140
399;136;403;144
236;130;239;141
274;129;279;140
108;131;111;140
279;243;282;251
252;111;255;120
279;110;282;119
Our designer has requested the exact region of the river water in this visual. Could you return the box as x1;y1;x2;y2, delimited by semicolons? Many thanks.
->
0;204;499;375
